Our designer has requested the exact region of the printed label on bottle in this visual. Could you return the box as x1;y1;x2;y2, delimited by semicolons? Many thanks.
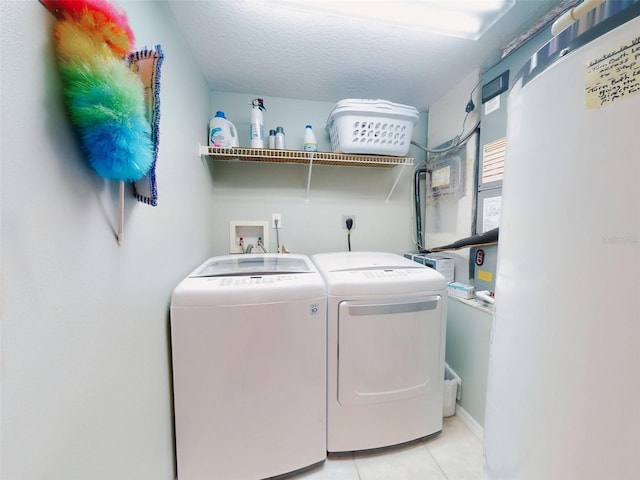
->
250;124;263;140
210;127;224;147
303;143;317;152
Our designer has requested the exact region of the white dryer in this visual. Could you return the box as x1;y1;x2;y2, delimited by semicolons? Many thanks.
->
170;254;326;480
311;252;447;452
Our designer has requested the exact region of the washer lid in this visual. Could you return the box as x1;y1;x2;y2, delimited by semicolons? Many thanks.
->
190;253;314;277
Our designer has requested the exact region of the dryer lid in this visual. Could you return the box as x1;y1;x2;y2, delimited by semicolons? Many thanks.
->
311;251;419;272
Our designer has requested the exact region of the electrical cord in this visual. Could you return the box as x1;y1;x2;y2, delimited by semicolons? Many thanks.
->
411;118;480;154
346;217;353;251
410;80;481;155
460;81;480;137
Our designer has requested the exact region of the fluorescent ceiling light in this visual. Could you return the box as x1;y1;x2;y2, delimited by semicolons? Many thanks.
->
276;0;515;40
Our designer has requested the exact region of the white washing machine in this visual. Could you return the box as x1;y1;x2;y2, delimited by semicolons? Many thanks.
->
311;252;447;452
170;254;326;480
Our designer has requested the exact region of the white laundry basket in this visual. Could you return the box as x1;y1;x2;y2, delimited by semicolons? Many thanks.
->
443;363;462;417
326;99;419;156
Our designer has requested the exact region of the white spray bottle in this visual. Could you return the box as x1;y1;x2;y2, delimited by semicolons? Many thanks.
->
250;98;265;148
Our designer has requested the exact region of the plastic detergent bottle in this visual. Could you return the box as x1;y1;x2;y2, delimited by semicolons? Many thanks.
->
303;125;317;151
250;98;265;148
275;126;285;149
209;111;238;147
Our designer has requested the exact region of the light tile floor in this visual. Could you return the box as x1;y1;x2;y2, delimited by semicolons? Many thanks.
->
273;416;483;480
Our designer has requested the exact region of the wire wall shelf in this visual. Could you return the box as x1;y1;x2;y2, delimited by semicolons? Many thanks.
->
199;145;413;202
199;145;414;168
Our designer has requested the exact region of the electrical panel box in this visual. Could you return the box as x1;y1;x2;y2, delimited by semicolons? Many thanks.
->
426;146;467;203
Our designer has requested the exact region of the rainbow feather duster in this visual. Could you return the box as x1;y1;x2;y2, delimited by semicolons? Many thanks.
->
52;0;153;182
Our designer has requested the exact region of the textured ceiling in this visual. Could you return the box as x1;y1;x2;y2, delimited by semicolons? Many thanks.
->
166;0;566;110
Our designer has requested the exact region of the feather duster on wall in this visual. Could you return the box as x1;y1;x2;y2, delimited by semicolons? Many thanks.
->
46;0;153;182
41;0;161;244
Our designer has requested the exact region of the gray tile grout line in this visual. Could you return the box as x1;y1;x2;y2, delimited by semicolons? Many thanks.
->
423;440;450;480
351;452;363;480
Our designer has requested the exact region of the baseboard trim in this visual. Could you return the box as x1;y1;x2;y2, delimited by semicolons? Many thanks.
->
455;404;484;441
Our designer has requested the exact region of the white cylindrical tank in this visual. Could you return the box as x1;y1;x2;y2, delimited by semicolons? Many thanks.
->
484;8;640;480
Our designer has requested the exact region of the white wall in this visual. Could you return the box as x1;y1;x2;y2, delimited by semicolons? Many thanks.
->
424;70;481;282
1;2;215;479
206;92;428;256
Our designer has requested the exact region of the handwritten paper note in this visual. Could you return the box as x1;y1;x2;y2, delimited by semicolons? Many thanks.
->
482;196;502;233
585;35;640;109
